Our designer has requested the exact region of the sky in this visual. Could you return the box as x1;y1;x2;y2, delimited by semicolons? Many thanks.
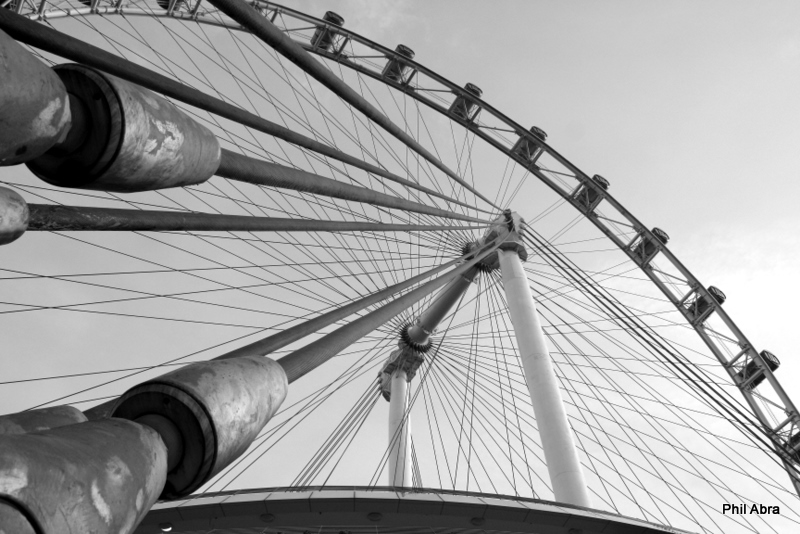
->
290;0;800;403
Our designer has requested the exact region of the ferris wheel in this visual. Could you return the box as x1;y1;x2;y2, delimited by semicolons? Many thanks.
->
0;2;798;534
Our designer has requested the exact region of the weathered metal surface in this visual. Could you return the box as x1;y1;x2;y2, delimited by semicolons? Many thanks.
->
0;418;167;534
113;356;287;499
206;0;500;210
0;405;87;435
25;203;485;232
218;150;487;224
27;63;221;192
0;499;37;534
0;28;71;166
0;187;29;246
0;11;486;213
83;399;115;421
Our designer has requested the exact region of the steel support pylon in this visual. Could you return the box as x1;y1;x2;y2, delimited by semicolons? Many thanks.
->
497;248;591;508
388;369;412;487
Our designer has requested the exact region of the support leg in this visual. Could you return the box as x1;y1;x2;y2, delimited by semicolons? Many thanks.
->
498;249;591;507
388;369;412;487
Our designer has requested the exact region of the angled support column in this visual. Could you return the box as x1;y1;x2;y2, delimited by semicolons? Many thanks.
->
491;211;591;507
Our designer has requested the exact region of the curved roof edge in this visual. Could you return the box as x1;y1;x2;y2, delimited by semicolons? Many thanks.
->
135;486;696;534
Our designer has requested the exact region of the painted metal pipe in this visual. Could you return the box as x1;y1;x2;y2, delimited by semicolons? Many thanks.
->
406;266;479;346
497;248;591;507
217;149;487;224
0;405;87;435
0;10;486;214
204;0;500;211
277;236;504;383
25;203;484;233
0;28;71;166
387;369;412;487
26;64;221;192
0;187;29;246
112;355;287;498
0;418;167;534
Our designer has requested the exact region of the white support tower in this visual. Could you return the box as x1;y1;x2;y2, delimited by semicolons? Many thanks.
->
387;368;412;487
488;211;591;507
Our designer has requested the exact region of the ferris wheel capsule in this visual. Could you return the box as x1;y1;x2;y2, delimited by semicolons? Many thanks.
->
735;350;781;390
632;226;670;265
511;126;547;164
687;285;726;324
382;44;416;85
448;83;483;122
310;11;345;52
573;174;610;213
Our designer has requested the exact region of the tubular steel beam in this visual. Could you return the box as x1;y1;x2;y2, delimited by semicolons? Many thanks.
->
85;254;472;421
217;257;466;361
406;266;478;346
203;0;501;211
277;237;503;383
217;149;487;223
0;11;487;215
25;204;484;233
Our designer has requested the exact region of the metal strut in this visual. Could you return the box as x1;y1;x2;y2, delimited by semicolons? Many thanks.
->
378;263;480;488
471;211;592;507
